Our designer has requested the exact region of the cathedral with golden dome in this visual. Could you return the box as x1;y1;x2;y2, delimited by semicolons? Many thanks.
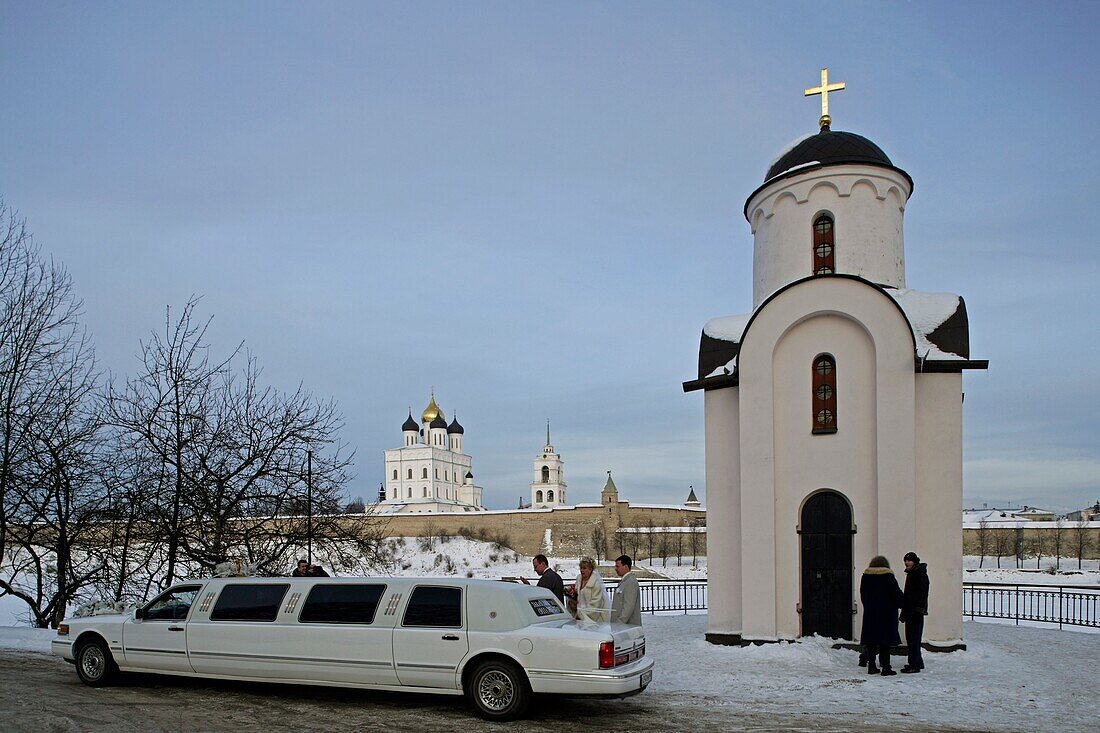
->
379;392;486;513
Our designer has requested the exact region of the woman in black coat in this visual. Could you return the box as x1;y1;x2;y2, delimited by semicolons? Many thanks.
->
860;555;905;675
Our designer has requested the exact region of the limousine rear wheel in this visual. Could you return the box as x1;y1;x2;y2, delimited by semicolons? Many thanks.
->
75;637;118;687
467;659;530;721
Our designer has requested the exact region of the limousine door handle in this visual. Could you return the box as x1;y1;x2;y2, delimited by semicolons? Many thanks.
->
441;634;460;641
168;626;185;632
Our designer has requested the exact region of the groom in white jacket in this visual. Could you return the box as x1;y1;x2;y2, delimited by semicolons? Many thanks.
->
611;555;642;625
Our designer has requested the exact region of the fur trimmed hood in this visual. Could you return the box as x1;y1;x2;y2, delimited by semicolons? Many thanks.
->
863;566;895;575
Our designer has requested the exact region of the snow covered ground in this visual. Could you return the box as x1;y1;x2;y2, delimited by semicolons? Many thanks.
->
3;615;1096;731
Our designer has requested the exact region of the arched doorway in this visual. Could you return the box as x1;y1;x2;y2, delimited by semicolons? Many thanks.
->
799;490;854;639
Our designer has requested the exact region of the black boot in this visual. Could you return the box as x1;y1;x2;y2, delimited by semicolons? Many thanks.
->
867;663;879;674
901;666;920;674
881;667;897;676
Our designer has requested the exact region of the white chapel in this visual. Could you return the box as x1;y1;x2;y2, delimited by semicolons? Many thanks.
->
379;393;486;514
684;71;986;649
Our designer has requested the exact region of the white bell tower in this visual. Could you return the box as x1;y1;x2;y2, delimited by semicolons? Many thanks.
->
530;420;566;508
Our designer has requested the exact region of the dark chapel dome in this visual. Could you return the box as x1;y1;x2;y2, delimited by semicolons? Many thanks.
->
764;129;900;183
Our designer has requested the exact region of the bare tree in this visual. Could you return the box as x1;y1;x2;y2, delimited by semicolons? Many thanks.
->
1051;518;1066;570
0;203;112;627
645;526;654;566
656;523;670;568
108;300;375;583
992;528;1013;569
688;521;703;569
674;525;683;567
590;523;607;563
107;299;231;587
975;519;990;568
1014;526;1024;569
1070;520;1092;571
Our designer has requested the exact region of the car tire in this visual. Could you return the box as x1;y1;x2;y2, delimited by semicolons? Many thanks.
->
466;658;530;722
75;637;118;687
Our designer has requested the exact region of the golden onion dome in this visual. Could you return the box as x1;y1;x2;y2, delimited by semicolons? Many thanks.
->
421;393;444;423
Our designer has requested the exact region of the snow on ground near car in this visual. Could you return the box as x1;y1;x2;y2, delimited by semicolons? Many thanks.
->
646;615;1099;731
2;616;1097;731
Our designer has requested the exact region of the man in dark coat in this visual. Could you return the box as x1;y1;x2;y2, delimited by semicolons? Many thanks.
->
291;559;329;577
859;555;904;676
900;551;930;673
521;554;565;603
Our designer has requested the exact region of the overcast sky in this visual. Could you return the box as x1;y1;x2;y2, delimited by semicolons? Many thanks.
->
2;2;1097;512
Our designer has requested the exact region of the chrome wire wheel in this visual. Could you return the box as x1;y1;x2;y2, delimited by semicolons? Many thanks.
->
80;644;106;681
477;669;515;711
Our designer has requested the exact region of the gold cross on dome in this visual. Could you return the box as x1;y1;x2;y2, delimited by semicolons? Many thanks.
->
805;67;845;130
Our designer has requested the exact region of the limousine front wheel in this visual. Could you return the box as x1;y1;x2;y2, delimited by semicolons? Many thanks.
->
75;637;118;687
467;659;530;721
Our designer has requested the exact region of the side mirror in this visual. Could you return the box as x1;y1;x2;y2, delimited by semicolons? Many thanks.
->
134;607;146;621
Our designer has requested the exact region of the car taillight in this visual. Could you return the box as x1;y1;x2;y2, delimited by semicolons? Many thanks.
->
598;641;614;669
57;624;69;636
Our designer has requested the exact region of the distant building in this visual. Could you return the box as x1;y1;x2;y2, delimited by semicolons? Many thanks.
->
379;392;485;514
964;506;1056;524
1065;502;1100;522
530;421;566;508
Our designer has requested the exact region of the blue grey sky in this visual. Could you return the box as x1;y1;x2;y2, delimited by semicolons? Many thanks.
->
2;2;1097;512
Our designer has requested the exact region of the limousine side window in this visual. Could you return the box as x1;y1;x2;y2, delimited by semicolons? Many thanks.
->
143;585;202;621
402;586;462;628
299;584;386;624
209;584;290;622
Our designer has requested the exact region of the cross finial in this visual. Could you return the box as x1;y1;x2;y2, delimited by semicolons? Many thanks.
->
804;67;845;130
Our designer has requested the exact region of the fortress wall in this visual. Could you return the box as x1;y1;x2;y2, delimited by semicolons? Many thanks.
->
368;502;708;558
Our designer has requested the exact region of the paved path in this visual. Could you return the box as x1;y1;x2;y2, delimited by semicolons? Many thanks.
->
0;650;989;733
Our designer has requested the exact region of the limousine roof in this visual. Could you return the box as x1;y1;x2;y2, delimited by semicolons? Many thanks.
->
187;576;539;591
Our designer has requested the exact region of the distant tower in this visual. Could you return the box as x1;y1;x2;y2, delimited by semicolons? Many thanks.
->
530;420;566;508
685;485;701;507
600;470;619;508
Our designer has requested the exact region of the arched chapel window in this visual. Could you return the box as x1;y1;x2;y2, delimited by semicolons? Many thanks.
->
422;467;428;479
536;490;544;503
407;468;412;480
392;469;398;480
542;465;550;483
812;354;838;433
813;214;835;275
547;490;554;502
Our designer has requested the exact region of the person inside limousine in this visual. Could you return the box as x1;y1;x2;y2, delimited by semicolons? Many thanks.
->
291;559;330;577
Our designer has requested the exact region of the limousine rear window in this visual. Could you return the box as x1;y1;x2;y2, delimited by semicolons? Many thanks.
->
529;598;564;617
299;584;386;624
210;584;290;622
402;586;462;628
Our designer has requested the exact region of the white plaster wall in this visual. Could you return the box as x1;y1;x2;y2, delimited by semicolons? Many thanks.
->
915;372;964;646
771;313;877;640
737;277;917;641
746;166;911;308
704;387;742;637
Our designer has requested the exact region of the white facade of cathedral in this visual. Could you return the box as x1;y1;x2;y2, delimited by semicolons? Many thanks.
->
530;422;566;508
379;394;485;514
686;112;985;649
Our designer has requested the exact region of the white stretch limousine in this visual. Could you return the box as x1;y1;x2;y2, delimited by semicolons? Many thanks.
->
52;577;652;720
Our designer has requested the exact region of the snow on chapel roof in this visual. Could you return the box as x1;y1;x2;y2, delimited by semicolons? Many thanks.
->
693;283;973;383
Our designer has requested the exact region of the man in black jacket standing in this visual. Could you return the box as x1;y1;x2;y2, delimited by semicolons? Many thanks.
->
900;551;929;673
521;554;565;603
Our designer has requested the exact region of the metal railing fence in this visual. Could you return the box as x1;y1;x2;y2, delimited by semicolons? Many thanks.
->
545;578;1100;629
962;582;1100;629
